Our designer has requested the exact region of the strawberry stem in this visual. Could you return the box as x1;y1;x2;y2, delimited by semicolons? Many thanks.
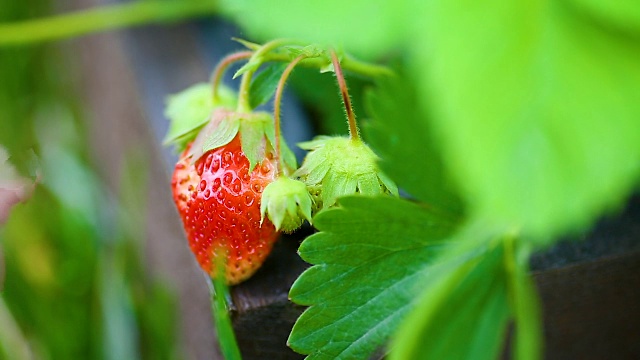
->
330;50;360;141
236;39;310;113
273;54;307;176
206;275;242;360
211;51;253;103
236;69;255;113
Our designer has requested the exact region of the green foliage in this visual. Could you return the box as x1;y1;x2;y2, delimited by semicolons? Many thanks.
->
208;275;242;360
238;112;276;172
509;244;542;360
291;67;368;136
294;137;398;210
0;3;181;357
249;62;287;109
260;176;313;232
416;0;640;241
219;0;408;58
164;83;236;150
391;238;510;360
364;72;462;215
3;0;640;359
288;196;458;359
221;0;640;240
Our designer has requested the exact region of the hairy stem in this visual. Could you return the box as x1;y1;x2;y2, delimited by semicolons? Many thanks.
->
273;54;306;175
0;1;217;46
265;52;392;78
236;69;255;113
330;50;360;140
235;39;304;112
211;51;253;103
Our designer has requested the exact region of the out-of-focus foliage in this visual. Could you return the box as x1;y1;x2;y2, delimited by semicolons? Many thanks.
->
219;0;640;359
0;1;179;359
220;0;640;242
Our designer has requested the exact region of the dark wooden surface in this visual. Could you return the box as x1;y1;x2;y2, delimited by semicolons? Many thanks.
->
535;251;640;360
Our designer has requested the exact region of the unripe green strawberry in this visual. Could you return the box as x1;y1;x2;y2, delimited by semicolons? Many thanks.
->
294;136;398;211
260;176;313;233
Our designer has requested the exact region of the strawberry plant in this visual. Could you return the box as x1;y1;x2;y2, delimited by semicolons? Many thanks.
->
1;1;640;359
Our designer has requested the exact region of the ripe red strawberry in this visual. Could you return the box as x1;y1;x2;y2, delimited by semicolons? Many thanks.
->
171;136;279;285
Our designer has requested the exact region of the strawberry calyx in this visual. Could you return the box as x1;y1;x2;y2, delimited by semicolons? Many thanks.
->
164;83;237;152
260;176;313;233
187;109;297;174
294;136;398;211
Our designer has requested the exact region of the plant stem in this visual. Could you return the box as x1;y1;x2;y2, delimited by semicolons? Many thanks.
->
206;275;242;360
211;51;253;103
0;1;217;46
273;54;306;176
265;53;392;78
330;50;360;141
235;39;303;112
236;69;254;113
256;39;300;57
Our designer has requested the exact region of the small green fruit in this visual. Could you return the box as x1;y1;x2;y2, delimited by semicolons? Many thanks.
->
294;136;398;210
260;176;313;233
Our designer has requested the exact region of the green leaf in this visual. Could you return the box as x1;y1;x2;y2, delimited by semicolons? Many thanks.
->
390;238;510;360
291;67;369;136
164;83;236;148
232;57;262;79
417;1;640;240
566;0;640;35
288;196;458;359
249;62;287;109
218;0;409;59
232;37;261;51
364;71;463;215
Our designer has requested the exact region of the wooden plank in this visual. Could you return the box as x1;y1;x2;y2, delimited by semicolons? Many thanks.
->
534;251;640;359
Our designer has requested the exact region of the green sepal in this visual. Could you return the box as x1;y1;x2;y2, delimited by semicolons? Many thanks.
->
187;108;293;174
294;136;397;210
202;116;240;154
260;176;313;232
239;112;274;172
187;109;238;161
232;37;261;51
164;83;236;151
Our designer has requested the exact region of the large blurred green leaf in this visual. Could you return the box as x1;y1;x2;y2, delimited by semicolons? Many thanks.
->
288;196;458;359
291;67;368;136
390;238;511;360
566;0;640;34
416;1;640;240
249;62;287;109
364;72;462;215
390;235;543;360
219;0;409;58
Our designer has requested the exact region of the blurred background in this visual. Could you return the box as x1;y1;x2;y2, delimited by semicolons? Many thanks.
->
0;1;359;359
1;1;250;359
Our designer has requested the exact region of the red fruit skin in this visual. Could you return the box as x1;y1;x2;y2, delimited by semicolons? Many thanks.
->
171;136;279;285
